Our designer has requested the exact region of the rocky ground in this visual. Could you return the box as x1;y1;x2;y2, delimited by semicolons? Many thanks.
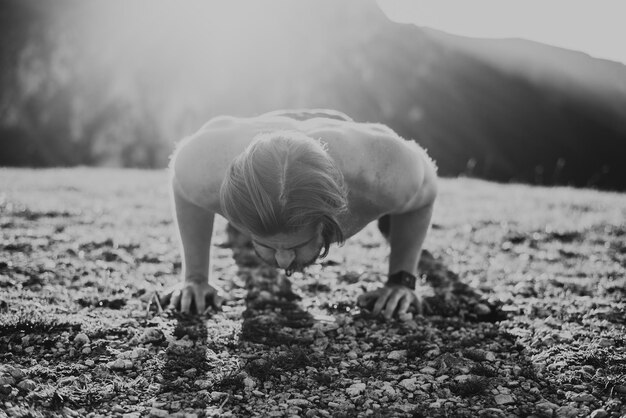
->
0;168;625;418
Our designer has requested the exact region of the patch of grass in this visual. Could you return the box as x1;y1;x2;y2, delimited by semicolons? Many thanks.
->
470;363;499;378
76;297;126;310
313;371;333;386
518;360;538;380
172;318;208;341
321;301;356;314
449;376;490;397
348;361;387;380
0;314;81;338
240;317;295;346
462;349;486;362
247;347;320;381
406;340;430;361
305;282;331;292
214;371;246;393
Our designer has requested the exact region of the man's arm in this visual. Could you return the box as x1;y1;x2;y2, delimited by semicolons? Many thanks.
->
368;145;438;318
167;176;221;314
388;200;435;276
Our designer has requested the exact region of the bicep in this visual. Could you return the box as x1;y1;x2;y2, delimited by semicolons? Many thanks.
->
386;142;438;213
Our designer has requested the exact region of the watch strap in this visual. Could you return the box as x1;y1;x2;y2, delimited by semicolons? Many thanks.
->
385;270;417;290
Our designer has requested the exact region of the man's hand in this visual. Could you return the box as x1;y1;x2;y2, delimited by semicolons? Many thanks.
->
357;285;421;319
160;280;223;314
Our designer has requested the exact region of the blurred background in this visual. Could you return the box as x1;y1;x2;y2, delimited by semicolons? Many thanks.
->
1;0;625;191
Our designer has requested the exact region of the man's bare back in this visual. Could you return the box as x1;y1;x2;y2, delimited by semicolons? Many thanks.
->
166;110;438;318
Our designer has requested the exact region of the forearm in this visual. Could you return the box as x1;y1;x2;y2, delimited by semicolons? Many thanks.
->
171;179;214;283
388;202;434;276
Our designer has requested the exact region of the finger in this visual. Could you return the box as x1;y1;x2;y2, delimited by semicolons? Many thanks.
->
372;288;392;316
413;294;424;315
168;290;181;311
180;289;193;314
357;292;375;307
211;294;224;310
383;292;404;319
194;289;206;315
159;290;172;307
397;294;412;315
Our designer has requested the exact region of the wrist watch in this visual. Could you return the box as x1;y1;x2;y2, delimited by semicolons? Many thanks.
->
385;270;417;290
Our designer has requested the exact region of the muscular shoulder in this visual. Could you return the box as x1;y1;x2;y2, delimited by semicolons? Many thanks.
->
169;118;247;209
169;115;303;209
332;124;438;214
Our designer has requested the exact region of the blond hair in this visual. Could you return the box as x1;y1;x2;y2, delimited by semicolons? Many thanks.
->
220;131;347;257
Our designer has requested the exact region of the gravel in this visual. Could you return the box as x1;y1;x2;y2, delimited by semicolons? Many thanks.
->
1;171;625;417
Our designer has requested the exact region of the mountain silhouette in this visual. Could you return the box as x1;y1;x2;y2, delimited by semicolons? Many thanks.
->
2;0;625;190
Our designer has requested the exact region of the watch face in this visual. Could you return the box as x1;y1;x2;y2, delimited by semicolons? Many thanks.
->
388;271;417;290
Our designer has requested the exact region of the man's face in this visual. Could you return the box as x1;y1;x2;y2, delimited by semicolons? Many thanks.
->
251;224;324;276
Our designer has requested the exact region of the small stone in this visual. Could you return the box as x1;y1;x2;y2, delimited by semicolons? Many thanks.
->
381;383;396;397
420;366;437;375
571;393;595;402
0;384;13;395
149;408;169;417
0;376;15;386
210;391;228;401
140;328;165;344
399;378;418;391
597;338;613;347
62;407;80;417
494;394;515;405
484;352;496;362
112;405;125;413
346;382;366;396
243;377;255;390
2;365;26;381
555;405;579;418
73;333;90;346
109;359;127;370
387;350;407;360
581;365;595;374
131;348;149;359
536;400;558;410
589;409;608;418
347;351;358;360
398;312;413;322
478;408;506;418
170;401;181;410
184;368;197;378
536;400;558;416
84;360;94;367
474;303;491;316
252;390;264;397
288;399;311;407
454;375;472;383
17;379;37;391
81;346;91;354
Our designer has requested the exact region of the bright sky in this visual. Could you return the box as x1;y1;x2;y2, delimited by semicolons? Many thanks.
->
376;0;626;65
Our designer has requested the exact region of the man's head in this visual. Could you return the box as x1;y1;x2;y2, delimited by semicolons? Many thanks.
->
220;131;348;274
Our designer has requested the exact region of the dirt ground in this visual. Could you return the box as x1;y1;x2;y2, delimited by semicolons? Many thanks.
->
1;168;625;417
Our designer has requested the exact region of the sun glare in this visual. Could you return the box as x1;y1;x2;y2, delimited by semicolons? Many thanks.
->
81;0;305;91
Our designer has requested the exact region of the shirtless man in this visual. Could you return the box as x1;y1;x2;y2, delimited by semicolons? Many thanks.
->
164;109;438;320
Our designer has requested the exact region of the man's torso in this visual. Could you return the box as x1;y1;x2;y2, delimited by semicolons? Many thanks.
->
171;114;437;239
